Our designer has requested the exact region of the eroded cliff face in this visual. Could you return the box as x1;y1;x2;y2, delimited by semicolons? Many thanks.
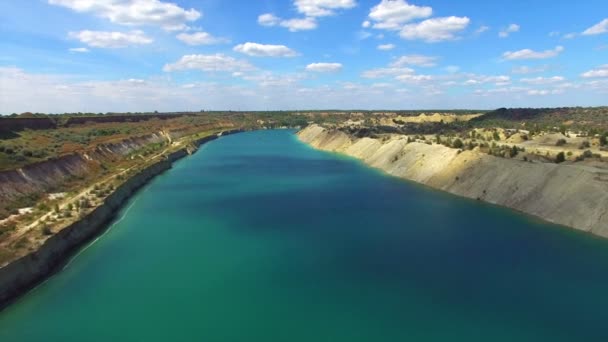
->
0;129;245;310
298;125;608;237
0;133;170;204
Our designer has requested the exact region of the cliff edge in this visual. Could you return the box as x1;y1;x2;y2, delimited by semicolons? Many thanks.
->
298;125;608;237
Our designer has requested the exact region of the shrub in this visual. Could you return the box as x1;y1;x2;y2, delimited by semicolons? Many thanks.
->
555;152;566;164
583;150;593;158
579;141;591;149
555;139;567;146
42;225;53;236
509;145;519;158
452;138;464;149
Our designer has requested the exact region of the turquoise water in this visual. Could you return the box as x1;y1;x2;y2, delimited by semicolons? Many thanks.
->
1;129;608;341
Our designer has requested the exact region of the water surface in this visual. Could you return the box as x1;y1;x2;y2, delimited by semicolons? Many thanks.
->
1;130;608;341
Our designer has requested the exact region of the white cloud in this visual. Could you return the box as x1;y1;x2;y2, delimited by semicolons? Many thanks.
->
400;16;470;42
368;0;432;30
377;43;395;51
294;0;357;17
581;65;608;78
48;0;201;31
396;74;434;83
499;24;520;38
69;47;90;53
280;17;318;31
362;20;371;28
391;54;438;67
361;67;414;78
305;62;343;72
511;65;550;74
520;76;565;85
502;46;564;60
527;89;562;96
258;13;281;26
176;32;229;45
241;72;305;87
475;25;489;34
69;30;153;48
463;75;510;86
563;32;576;39
582;18;608;35
233;42;298;57
258;13;317;32
163;54;254;73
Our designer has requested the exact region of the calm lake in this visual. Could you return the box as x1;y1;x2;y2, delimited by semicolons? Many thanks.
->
1;129;608;341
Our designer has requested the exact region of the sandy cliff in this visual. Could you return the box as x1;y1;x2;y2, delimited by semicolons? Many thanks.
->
298;125;608;237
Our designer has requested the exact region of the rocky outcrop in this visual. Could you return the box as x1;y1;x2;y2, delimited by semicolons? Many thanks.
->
298;125;608;237
0;130;243;310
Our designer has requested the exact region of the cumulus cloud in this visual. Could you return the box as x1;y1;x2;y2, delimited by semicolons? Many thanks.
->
400;16;470;42
582;18;608;35
392;54;438;67
48;0;201;31
258;13;281;26
519;76;565;84
69;30;153;48
502;46;564;60
257;13;317;31
463;75;510;86
377;44;395;51
176;32;229;45
368;0;432;30
258;0;355;31
581;65;608;78
305;62;343;72
233;42;298;57
361;67;414;79
294;0;357;17
499;24;520;38
280;17;318;31
396;74;434;83
163;54;254;73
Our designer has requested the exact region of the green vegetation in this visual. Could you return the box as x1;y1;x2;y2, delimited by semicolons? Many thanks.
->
452;138;464;149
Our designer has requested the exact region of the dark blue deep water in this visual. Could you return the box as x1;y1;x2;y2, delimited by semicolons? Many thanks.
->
1;129;608;341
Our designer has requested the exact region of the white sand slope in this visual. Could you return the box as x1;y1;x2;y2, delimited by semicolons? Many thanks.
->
298;125;608;237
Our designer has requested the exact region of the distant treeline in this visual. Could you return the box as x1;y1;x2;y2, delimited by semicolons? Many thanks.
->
0;113;196;133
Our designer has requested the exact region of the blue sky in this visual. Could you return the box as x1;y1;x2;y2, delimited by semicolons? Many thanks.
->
1;0;607;113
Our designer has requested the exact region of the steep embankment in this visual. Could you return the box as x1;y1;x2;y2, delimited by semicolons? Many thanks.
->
298;125;608;237
0;129;243;310
0;132;167;203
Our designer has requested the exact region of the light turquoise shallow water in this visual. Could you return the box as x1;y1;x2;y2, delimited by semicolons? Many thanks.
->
1;129;608;341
